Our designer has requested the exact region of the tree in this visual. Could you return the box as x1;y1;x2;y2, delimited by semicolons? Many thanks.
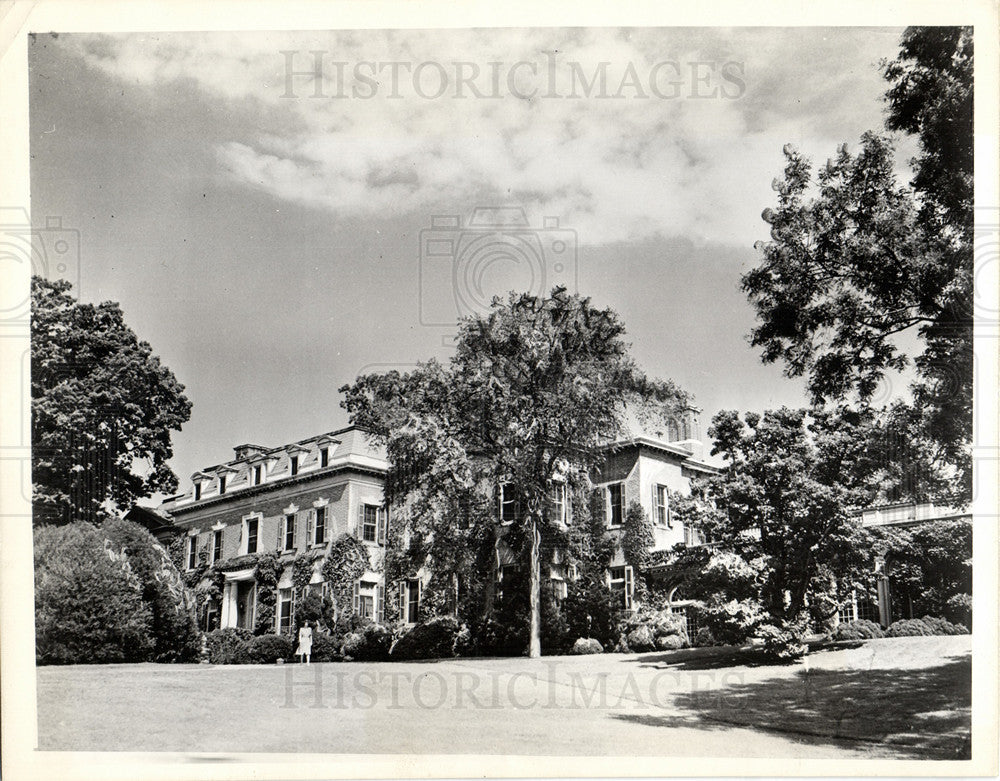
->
31;277;192;525
102;517;200;661
34;522;154;664
675;407;880;629
342;287;690;657
744;27;973;504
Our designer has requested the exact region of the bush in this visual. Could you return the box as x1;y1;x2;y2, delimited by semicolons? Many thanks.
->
886;616;969;637
625;625;656;652
692;599;767;647
617;609;689;652
571;638;603;654
102;518;200;662
206;628;253;664
656;634;686;651
833;619;885;641
34;522;154;664
310;632;342;662
247;633;293;664
753;618;808;663
693;627;718;647
919;615;969;636
342;623;393;661
391;616;462;661
562;578;619;650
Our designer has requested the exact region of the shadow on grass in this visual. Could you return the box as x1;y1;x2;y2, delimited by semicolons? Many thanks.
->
615;655;971;760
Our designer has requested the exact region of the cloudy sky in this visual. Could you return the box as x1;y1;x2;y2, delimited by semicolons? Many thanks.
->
29;27;916;489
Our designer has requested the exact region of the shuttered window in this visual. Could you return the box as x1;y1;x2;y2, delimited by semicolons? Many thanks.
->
314;507;326;545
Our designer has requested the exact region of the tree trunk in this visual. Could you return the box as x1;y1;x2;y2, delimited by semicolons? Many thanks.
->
528;515;541;658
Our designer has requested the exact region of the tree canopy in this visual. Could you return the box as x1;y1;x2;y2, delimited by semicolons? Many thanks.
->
743;27;973;504
675;406;881;624
31;276;192;525
342;287;690;656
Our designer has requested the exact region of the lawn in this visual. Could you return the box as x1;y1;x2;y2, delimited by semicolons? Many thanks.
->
35;635;971;759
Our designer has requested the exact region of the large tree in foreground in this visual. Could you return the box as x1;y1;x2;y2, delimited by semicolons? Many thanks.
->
744;27;973;504
342;287;690;657
31;277;192;525
673;406;882;656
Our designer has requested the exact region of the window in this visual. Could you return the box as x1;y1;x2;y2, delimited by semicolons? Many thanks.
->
278;588;294;633
354;581;376;619
284;514;296;551
290;456;299;477
362;505;379;543
194;482;202;501
500;484;520;524
186;535;198;570
548;483;567;525
496;564;522;604
212;529;223;563
654;485;669;527
320;448;329;468
314;507;326;545
608;483;625;527
550;577;568;600
252;464;262;486
246;517;259;554
219;475;227;495
400;579;421;624
609;565;634;610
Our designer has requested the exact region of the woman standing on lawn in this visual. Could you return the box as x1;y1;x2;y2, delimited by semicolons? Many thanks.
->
296;622;313;664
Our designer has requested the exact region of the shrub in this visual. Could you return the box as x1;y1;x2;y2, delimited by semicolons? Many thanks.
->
692;599;767;647
102;518;200;662
391;616;462;661
624;625;656;652
310;632;342;662
562;578;619;650
656;634;686;651
34;522;154;664
919;615;969;636
753;618;808;663
247;633;293;664
833;619;885;641
886;616;969;637
342;623;393;661
571;638;603;655
693;627;717;647
206;628;253;664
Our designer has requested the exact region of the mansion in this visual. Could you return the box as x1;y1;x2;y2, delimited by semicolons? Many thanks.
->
151;409;719;634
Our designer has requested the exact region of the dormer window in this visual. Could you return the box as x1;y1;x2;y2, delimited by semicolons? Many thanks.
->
194;482;202;501
252;464;263;486
290;455;299;477
219;475;227;495
320;448;329;468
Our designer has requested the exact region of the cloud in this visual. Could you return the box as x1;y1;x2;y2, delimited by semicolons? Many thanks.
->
58;27;910;246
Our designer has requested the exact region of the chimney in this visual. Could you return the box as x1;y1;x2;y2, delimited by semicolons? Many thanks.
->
234;443;268;460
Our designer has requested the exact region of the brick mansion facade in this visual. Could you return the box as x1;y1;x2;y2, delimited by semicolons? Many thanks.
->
152;409;719;634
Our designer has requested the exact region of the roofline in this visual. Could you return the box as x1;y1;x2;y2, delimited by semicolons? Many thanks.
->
603;436;721;474
194;424;378;474
163;460;387;515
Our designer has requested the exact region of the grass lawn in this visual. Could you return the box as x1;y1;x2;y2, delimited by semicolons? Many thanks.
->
35;635;970;759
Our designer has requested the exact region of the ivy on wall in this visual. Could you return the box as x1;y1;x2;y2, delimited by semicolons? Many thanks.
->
321;533;370;619
621;500;655;604
253;552;282;635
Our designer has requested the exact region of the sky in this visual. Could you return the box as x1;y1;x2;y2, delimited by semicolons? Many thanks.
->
27;26;918;491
